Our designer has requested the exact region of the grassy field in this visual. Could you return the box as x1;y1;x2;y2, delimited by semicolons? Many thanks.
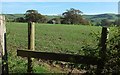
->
6;22;102;73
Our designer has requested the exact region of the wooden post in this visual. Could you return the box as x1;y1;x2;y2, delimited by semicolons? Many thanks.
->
96;27;108;74
27;22;35;73
0;15;8;74
118;26;120;64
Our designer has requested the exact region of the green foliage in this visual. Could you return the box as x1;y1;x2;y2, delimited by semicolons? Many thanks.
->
33;65;48;73
25;10;47;23
79;27;120;74
104;27;120;74
61;8;89;25
14;17;26;22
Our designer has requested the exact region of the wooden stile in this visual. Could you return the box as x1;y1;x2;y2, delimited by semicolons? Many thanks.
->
17;50;101;65
17;22;109;74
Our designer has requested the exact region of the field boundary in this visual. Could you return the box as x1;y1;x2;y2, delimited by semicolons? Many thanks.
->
17;22;109;74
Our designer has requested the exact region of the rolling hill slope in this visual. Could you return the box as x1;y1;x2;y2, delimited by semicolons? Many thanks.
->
3;13;118;23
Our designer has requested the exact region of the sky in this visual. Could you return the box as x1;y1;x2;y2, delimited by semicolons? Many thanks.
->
1;0;120;2
1;2;119;15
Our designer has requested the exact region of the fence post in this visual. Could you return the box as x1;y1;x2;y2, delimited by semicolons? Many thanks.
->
96;27;108;74
0;15;8;74
27;22;35;73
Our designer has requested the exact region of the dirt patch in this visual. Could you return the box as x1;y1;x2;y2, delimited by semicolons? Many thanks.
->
36;59;86;74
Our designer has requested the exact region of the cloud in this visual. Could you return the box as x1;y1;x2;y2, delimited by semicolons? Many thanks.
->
2;0;120;2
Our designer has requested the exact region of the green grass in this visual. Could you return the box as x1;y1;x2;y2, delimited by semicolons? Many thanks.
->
6;22;102;73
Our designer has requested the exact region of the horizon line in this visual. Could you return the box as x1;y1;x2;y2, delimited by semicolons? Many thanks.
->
1;13;118;15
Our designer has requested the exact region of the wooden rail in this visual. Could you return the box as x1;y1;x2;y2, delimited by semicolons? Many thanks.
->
17;22;109;74
17;50;101;65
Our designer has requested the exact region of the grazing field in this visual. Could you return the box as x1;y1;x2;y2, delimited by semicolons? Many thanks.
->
6;22;102;73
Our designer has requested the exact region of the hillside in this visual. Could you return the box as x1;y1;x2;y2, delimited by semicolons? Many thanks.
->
83;14;118;23
3;14;61;22
3;13;118;23
4;14;25;21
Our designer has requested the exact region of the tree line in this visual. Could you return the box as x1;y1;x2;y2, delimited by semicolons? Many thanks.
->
13;8;119;26
14;8;90;25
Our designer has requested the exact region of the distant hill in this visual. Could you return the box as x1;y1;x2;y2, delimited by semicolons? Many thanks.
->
3;14;61;22
3;13;118;23
83;14;118;23
3;14;25;21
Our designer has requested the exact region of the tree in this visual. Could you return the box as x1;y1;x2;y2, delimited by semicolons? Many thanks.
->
62;8;88;25
37;14;48;23
15;17;26;22
25;10;47;23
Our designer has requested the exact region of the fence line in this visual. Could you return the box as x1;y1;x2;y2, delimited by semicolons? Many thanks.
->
17;22;109;74
17;50;101;65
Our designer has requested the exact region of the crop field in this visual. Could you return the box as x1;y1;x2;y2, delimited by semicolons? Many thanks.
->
6;22;104;73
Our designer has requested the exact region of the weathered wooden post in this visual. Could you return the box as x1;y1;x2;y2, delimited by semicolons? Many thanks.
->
27;22;35;73
118;26;120;56
0;15;8;74
96;26;109;74
117;3;120;72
